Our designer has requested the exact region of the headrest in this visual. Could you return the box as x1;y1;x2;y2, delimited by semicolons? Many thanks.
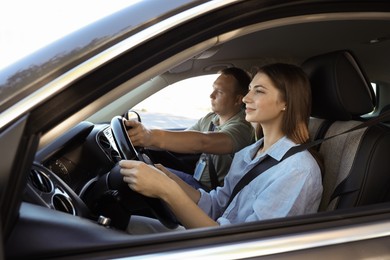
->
302;50;375;120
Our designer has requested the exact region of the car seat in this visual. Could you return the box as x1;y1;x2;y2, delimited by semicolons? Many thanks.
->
303;50;390;211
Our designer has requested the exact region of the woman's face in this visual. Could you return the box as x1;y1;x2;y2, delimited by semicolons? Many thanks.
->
243;72;286;125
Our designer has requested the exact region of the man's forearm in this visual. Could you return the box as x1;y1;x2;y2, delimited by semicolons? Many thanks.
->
150;130;234;154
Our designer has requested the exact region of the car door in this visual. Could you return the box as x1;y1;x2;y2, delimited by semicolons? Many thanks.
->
3;0;390;259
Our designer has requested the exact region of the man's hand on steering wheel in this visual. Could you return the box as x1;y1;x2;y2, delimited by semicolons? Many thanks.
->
124;119;153;148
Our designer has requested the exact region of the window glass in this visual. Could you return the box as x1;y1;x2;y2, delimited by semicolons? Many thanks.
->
367;82;377;115
372;82;377;95
133;75;218;129
0;0;138;69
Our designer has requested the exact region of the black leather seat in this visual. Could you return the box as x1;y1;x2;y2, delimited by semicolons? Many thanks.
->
303;50;390;211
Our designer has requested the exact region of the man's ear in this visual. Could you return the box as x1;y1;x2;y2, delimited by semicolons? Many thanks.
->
235;95;244;106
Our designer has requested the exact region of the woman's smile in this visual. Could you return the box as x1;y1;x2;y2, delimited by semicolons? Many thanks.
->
245;107;255;114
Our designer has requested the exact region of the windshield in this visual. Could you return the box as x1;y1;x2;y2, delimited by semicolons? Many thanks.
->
0;0;138;70
0;0;196;114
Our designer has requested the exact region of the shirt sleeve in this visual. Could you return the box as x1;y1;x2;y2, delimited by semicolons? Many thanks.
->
197;187;228;221
186;119;201;131
186;112;214;131
219;120;254;152
197;168;236;220
197;150;246;220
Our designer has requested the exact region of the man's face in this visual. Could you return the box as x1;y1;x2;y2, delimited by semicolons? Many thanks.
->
210;74;240;116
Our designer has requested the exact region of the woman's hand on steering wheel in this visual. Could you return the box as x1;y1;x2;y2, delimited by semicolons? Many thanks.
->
119;160;171;200
110;115;178;229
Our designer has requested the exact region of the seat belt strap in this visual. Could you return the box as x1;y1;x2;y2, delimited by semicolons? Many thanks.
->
207;122;220;189
225;155;278;207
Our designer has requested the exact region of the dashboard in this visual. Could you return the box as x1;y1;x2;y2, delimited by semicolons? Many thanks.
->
24;119;183;230
25;121;123;220
37;122;120;192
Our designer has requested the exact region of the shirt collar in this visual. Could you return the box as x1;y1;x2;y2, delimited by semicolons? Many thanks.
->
246;136;297;162
212;109;245;128
211;114;220;127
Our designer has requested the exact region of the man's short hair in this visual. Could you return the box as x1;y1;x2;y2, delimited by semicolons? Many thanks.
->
220;67;251;96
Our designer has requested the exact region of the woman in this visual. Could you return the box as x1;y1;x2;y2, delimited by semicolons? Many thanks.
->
119;63;323;233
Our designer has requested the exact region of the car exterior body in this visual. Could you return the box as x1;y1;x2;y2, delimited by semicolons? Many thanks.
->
2;0;390;259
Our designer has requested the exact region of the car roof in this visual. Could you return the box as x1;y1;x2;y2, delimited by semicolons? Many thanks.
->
170;16;390;83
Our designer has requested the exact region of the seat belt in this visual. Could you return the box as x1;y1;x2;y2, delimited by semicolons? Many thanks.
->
224;110;390;210
207;122;220;190
225;155;278;207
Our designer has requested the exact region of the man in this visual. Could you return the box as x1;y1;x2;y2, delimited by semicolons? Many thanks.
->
125;67;255;190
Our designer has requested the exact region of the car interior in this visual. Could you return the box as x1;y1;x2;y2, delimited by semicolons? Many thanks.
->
23;12;390;230
5;3;390;258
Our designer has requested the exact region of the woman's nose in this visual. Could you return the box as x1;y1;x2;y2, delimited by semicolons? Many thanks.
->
242;93;250;104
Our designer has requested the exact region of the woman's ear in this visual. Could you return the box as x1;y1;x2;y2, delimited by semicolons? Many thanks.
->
281;101;287;111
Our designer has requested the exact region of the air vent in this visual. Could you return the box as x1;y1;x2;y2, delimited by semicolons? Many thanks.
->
53;194;76;215
98;134;111;149
111;150;121;162
29;169;53;193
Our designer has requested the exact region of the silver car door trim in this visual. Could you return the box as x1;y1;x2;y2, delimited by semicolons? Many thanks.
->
122;219;390;259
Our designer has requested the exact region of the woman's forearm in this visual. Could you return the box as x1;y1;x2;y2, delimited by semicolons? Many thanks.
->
156;164;201;203
161;183;219;229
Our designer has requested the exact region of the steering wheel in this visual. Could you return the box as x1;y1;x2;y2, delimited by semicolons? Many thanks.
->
109;116;178;229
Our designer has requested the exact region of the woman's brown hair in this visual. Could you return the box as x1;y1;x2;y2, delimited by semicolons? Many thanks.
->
255;63;324;173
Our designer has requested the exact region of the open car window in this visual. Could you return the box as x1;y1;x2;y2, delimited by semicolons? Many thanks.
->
133;75;216;129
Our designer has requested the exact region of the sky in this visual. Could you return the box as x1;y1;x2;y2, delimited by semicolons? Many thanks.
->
0;0;138;70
